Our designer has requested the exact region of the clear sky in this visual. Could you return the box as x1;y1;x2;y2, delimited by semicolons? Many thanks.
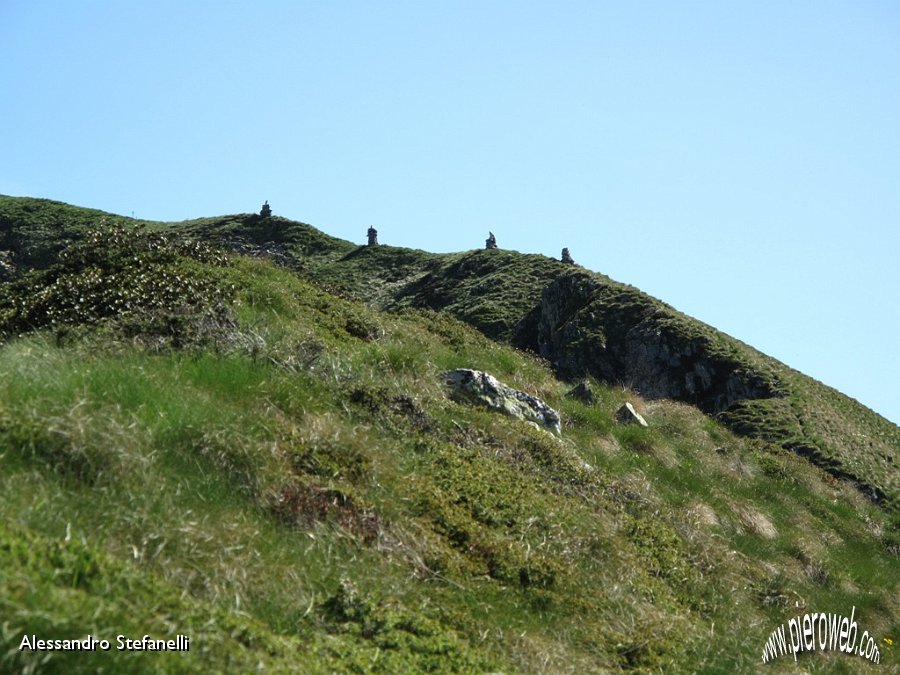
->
2;1;898;425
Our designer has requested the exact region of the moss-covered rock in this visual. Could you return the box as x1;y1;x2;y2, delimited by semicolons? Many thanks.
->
444;368;562;434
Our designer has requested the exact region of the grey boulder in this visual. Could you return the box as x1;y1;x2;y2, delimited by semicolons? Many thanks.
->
444;369;561;434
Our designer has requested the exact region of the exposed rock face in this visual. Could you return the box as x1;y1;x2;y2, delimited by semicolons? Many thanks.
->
616;402;648;427
444;368;561;434
509;269;894;508
524;271;780;416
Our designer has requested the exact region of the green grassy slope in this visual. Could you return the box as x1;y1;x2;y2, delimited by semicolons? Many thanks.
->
2;195;897;506
0;196;897;672
0;196;141;274
2;195;897;508
297;234;900;512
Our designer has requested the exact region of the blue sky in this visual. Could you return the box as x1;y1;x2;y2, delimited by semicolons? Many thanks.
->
2;1;898;424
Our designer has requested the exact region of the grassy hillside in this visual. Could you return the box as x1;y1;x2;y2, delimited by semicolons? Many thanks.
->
295;236;899;512
0;196;898;673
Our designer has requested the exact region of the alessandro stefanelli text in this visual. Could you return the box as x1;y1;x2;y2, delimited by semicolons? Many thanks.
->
20;634;190;652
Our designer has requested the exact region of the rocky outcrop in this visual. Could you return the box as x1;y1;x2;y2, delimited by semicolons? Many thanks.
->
444;369;561;434
521;271;781;416
507;270;896;508
406;258;893;507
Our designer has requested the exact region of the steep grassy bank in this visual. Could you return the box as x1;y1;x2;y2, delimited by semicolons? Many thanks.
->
0;214;897;671
125;201;900;509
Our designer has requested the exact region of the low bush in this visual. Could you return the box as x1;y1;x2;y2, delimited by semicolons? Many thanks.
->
0;223;234;348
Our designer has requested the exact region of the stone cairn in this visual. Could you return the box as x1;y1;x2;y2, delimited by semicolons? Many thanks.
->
485;231;498;249
259;201;272;218
367;226;379;246
561;247;575;264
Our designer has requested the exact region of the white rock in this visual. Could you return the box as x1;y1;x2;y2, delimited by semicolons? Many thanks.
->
615;402;649;427
444;369;562;434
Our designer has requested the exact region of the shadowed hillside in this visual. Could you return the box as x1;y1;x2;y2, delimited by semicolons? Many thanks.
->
0;195;897;673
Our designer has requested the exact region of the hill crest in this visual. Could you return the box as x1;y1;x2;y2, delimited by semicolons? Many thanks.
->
1;194;898;672
1;194;896;509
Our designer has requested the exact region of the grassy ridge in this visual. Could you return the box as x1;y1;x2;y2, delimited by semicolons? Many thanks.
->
0;194;900;673
2;195;897;507
0;197;897;672
271;213;898;509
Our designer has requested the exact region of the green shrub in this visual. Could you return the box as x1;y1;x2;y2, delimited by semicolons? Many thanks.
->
0;223;233;347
